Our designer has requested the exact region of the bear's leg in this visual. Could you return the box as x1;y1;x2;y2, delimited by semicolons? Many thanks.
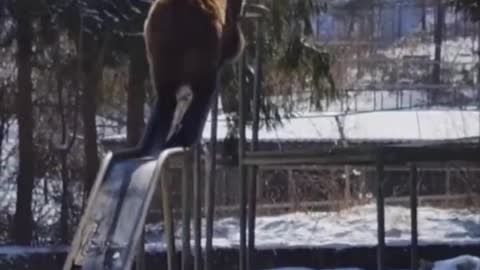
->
165;84;194;142
150;80;178;148
165;70;217;148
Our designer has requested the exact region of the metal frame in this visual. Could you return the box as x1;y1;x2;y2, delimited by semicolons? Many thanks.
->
157;14;480;270
158;148;188;270
171;2;480;270
125;1;480;270
63;147;186;270
63;152;113;270
234;142;480;270
181;150;193;270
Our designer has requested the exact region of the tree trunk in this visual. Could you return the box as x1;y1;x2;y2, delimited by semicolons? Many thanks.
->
60;153;69;242
13;10;35;244
81;64;99;196
56;73;70;243
81;34;110;197
477;25;480;109
0;86;5;178
127;45;147;147
421;0;427;31
432;1;445;103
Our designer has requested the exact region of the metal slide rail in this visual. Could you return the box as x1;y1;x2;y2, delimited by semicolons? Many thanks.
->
63;152;114;270
63;147;186;270
125;147;186;270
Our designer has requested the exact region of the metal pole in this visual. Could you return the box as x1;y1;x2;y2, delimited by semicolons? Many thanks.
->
182;150;193;270
354;94;358;112
135;231;146;270
247;17;263;270
410;164;418;270
400;90;403;108
193;144;202;270
161;164;177;270
477;22;480;111
376;154;385;270
204;93;218;270
239;50;247;270
381;91;384;110
395;89;399;109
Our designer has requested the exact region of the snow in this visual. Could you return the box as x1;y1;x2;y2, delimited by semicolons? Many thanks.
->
266;258;480;270
0;245;68;257
272;269;366;270
201;110;480;142
144;204;480;252
338;35;479;97
0;245;478;270
430;255;480;270
266;268;361;270
96;116;126;141
103;108;480;143
382;37;478;65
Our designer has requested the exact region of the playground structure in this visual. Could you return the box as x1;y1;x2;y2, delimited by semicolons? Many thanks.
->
62;1;480;270
61;2;264;270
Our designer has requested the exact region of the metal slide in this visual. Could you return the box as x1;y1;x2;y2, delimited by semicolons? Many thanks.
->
62;98;212;270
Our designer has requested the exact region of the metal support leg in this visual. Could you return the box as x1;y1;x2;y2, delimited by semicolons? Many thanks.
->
135;231;146;270
410;164;418;270
376;156;385;270
247;17;263;270
193;144;202;270
182;150;193;270
205;95;218;270
161;164;177;270
238;50;247;270
247;167;257;270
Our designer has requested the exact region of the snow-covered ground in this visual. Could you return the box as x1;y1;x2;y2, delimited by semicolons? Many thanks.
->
335;35;479;109
266;268;362;270
382;37;477;66
266;255;480;270
97;108;480;143
267;255;480;270
0;245;68;256
144;204;480;252
0;204;480;270
428;255;480;270
200;109;480;142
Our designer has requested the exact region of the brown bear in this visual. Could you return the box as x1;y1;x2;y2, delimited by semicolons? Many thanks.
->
143;0;244;148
